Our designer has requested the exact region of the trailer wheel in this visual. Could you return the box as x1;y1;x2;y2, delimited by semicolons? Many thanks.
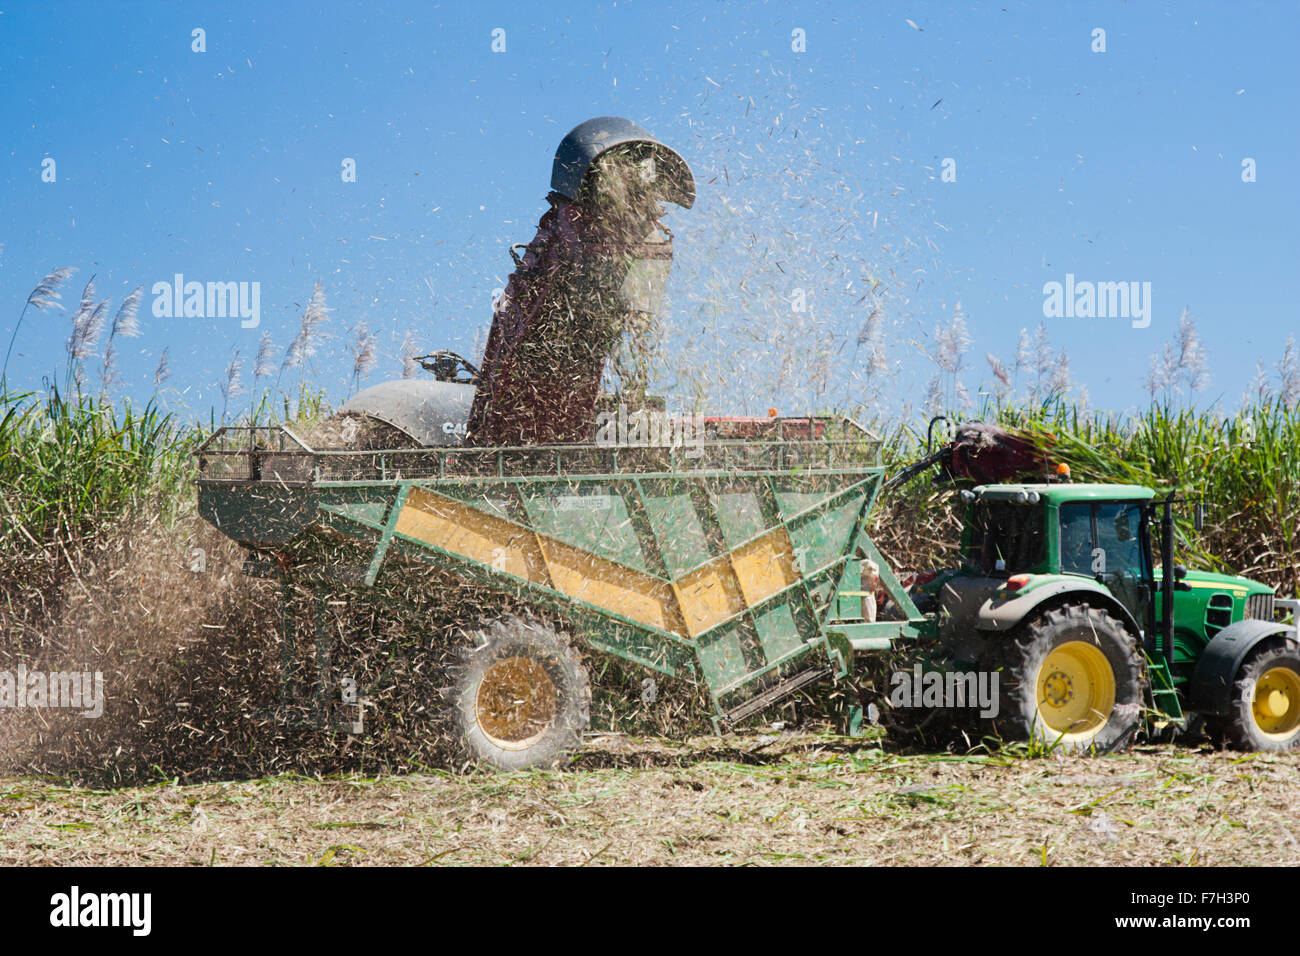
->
449;616;590;770
1212;638;1300;752
993;604;1144;754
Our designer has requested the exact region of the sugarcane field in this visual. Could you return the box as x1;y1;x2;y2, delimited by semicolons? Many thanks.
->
0;0;1296;924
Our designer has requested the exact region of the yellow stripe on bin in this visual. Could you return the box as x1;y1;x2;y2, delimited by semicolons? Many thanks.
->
674;557;747;637
396;488;551;585
537;538;688;636
397;488;687;636
729;528;799;608
395;488;800;645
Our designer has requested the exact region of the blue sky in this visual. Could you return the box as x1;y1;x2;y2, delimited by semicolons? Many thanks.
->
1;0;1296;422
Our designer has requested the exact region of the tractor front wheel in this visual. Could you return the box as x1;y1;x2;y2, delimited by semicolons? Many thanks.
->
449;615;591;770
1213;638;1300;752
993;605;1145;753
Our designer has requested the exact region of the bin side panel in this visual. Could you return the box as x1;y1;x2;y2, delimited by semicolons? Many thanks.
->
341;469;883;718
397;487;689;637
772;477;841;521
520;480;649;573
197;485;317;548
695;622;754;691
787;492;866;576
751;599;811;662
639;481;713;578
320;487;398;530
418;481;522;522
708;485;766;549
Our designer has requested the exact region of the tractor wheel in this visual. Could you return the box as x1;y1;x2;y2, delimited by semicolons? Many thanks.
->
1213;638;1300;752
448;615;591;771
993;604;1145;754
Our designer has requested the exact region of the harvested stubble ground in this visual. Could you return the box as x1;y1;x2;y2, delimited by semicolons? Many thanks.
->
1;732;1296;866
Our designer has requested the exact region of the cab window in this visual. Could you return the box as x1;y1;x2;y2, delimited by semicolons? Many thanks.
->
1059;501;1147;578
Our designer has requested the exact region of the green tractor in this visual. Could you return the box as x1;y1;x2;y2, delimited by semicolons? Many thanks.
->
909;479;1299;752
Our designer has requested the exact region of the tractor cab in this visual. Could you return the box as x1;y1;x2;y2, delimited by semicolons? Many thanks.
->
957;483;1156;632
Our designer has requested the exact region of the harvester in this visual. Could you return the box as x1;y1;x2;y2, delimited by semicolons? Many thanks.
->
197;117;1299;768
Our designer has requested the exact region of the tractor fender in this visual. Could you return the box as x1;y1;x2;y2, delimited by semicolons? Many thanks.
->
1186;619;1299;716
975;578;1143;638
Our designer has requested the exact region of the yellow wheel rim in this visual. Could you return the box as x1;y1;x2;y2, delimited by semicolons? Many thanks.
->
475;656;557;751
1251;666;1300;739
1036;641;1116;740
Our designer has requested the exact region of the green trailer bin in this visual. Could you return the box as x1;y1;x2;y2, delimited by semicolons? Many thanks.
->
196;422;932;760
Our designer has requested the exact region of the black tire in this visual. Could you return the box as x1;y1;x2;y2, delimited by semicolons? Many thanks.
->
1212;637;1300;752
448;615;590;771
991;604;1145;754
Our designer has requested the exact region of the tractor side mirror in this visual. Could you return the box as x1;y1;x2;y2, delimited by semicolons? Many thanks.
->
1194;502;1205;531
1174;564;1188;581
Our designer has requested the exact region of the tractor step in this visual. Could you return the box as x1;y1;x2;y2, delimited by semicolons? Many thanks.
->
1146;654;1184;720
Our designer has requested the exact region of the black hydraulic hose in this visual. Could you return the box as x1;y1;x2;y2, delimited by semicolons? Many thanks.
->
881;447;948;493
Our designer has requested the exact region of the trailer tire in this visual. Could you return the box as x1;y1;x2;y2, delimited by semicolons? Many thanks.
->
1209;637;1300;752
991;604;1144;754
448;616;590;771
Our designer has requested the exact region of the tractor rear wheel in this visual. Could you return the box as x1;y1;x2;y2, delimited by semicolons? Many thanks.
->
1213;638;1300;752
992;605;1145;753
448;615;591;770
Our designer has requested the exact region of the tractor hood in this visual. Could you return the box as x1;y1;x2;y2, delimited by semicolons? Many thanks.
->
1155;566;1271;597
